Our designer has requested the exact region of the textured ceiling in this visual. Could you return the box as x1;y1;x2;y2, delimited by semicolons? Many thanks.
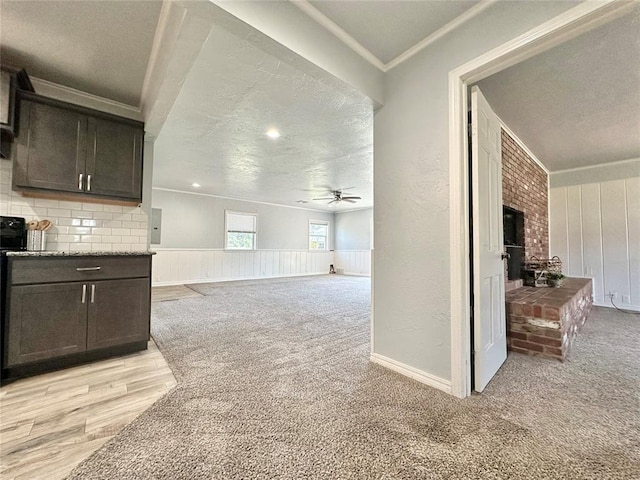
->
153;23;374;212
0;0;162;106
477;8;640;172
308;0;480;64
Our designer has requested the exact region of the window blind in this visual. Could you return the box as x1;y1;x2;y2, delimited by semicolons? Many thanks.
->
227;212;256;233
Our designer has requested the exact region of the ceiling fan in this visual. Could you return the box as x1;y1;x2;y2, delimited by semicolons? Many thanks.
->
313;189;362;204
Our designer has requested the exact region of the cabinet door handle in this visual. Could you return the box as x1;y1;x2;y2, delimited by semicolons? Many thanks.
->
78;173;83;190
91;284;96;303
76;266;101;272
87;174;92;192
81;284;87;304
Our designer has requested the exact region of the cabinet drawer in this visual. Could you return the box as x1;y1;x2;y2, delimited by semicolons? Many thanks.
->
9;256;150;285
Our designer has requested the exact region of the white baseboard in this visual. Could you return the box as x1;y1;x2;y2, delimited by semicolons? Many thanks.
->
593;302;640;312
152;271;328;287
341;272;371;277
370;353;452;394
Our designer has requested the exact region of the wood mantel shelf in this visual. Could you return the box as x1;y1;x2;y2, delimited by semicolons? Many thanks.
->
505;278;593;361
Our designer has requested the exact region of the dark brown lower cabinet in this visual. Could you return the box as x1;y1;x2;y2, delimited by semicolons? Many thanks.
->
2;255;152;381
7;282;87;366
87;278;149;350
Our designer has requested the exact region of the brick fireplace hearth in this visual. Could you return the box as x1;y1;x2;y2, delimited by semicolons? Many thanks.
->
506;278;593;361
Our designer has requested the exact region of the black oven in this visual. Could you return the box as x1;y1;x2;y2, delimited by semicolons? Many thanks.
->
1;216;26;381
1;216;26;252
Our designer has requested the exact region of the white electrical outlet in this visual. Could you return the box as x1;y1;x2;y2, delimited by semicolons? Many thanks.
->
608;291;618;300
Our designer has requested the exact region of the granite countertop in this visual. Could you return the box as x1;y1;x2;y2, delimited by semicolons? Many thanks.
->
6;250;156;257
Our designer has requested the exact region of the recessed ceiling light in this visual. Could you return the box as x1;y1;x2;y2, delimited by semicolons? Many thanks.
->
192;183;201;188
266;129;280;139
296;200;308;204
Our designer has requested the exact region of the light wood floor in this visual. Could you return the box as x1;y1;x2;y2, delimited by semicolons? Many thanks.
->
0;341;177;480
151;284;204;303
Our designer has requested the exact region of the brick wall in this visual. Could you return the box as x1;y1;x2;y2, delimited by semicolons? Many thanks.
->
502;129;549;259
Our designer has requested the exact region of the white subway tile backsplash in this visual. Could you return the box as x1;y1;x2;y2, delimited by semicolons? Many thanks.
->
35;199;59;208
80;235;101;243
58;218;82;226
0;161;148;252
83;203;102;211
59;201;83;209
72;210;93;219
102;235;122;243
69;227;91;235
103;205;123;213
103;220;122;228
47;242;70;251
47;208;71;217
10;197;31;207
30;207;49;217
58;234;82;243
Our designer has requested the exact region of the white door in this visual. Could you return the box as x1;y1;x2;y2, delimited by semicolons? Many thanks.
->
471;86;507;392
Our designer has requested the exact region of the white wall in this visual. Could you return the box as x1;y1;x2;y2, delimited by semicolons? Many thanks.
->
335;208;372;250
550;160;640;310
373;2;579;382
151;188;335;285
334;208;372;276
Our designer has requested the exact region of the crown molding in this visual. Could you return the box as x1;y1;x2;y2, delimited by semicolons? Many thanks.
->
290;1;385;71
292;0;498;73
152;187;345;214
385;1;498;71
550;156;640;175
29;77;143;120
498;116;549;175
139;0;174;115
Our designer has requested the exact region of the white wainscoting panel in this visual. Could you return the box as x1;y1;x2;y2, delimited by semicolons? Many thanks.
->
550;177;639;309
334;250;372;276
152;249;334;286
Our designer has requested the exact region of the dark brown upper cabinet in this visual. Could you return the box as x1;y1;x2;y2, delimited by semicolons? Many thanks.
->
1;69;17;136
1;68;18;159
12;91;144;203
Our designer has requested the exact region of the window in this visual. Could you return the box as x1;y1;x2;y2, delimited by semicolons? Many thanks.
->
309;220;329;250
225;211;257;250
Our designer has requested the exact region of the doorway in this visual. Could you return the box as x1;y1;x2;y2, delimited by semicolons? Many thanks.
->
448;1;634;398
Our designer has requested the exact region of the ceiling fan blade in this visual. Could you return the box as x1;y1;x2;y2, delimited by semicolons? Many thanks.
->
328;199;338;204
343;198;357;203
313;197;335;201
341;196;361;200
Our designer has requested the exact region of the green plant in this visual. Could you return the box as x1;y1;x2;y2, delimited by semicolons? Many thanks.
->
546;271;565;281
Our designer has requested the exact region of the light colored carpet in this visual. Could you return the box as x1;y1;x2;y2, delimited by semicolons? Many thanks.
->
67;276;639;479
